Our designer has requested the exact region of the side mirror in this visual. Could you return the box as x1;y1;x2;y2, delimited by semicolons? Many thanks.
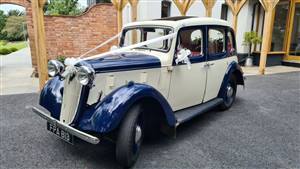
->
175;48;191;70
110;45;118;51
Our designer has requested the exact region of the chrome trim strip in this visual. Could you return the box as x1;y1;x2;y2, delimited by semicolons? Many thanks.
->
31;106;100;145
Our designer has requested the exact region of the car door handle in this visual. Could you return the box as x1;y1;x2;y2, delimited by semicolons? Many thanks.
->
204;63;214;68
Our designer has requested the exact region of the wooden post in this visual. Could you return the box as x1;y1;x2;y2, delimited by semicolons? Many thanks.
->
258;0;279;74
128;0;138;43
112;0;129;32
173;0;195;16
226;0;247;32
31;0;48;89
202;0;216;17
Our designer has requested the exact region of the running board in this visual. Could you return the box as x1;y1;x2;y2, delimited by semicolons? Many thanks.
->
175;98;223;125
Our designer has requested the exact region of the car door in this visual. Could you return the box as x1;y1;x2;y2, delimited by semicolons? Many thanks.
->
203;26;233;102
168;26;207;111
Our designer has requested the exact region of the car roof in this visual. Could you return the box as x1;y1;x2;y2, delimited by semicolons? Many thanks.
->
123;17;232;30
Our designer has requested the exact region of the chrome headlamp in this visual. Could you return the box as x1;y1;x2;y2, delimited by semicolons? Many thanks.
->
76;66;95;85
48;60;64;77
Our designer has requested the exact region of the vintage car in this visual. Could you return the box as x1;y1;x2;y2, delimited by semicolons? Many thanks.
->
32;16;244;167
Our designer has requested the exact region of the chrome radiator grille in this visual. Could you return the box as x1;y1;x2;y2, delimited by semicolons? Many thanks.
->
60;75;83;124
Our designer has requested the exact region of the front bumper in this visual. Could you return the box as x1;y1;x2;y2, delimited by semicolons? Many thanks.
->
31;106;100;144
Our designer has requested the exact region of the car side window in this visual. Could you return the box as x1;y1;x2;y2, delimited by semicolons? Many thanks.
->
208;28;225;55
227;30;236;56
177;28;203;57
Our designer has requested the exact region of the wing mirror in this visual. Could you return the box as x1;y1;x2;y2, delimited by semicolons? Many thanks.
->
175;48;192;70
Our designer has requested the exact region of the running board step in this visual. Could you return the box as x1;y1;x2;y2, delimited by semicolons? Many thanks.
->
175;98;223;125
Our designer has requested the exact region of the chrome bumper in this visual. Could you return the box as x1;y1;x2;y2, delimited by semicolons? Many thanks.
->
31;106;100;144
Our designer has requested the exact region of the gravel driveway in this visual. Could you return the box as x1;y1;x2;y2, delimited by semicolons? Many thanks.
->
0;72;299;169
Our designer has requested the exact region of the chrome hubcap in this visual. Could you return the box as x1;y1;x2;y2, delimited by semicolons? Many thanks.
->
135;125;142;144
226;85;233;98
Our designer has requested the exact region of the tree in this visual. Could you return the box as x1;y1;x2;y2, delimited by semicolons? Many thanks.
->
1;15;27;41
0;10;7;40
45;0;84;16
243;31;262;66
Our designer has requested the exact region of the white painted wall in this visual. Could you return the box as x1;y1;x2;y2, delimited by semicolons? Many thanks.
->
122;0;256;54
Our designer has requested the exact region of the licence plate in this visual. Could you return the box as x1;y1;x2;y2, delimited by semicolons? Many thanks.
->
47;122;74;144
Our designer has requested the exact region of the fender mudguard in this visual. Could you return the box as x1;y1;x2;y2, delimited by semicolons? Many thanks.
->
39;76;64;120
77;83;176;133
218;61;244;99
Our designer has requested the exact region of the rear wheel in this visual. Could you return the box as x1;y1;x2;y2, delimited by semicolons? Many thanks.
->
116;105;144;168
219;75;237;110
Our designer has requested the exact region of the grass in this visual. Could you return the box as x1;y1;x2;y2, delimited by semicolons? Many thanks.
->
0;41;27;50
0;41;27;55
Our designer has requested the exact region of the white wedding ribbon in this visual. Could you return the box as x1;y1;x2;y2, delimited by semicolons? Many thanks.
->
79;32;122;59
65;32;177;66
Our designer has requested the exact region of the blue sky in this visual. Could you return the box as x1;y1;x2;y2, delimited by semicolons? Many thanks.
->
0;0;87;14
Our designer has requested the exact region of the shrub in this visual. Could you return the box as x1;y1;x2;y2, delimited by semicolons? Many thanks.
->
0;48;12;55
57;55;66;63
10;47;18;52
0;40;8;46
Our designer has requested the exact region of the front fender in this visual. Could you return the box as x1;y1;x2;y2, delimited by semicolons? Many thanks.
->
77;83;176;133
39;76;64;120
218;61;244;99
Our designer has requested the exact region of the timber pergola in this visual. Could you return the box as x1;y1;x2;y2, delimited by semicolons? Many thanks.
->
202;0;216;17
225;0;247;32
111;0;129;32
172;0;196;16
31;0;280;89
31;0;48;90
258;0;280;74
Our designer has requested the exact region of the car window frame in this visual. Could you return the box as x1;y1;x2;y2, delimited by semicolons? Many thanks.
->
226;28;237;57
119;25;174;53
173;25;207;65
207;25;227;61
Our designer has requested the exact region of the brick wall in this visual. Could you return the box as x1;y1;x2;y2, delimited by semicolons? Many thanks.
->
1;1;117;70
44;4;118;61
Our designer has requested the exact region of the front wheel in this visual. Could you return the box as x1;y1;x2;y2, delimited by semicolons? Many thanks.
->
219;75;237;110
116;105;144;168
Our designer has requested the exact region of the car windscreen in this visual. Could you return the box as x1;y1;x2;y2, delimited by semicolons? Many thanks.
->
120;27;173;52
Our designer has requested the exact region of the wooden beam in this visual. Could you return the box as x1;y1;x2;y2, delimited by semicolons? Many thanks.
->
202;0;216;17
31;0;48;89
112;0;128;32
258;0;279;74
226;0;247;32
173;0;195;16
128;0;139;43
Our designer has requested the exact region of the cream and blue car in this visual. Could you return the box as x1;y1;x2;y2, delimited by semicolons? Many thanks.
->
32;16;244;167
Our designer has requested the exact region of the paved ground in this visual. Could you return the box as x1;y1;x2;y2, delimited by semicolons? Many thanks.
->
0;47;39;95
0;72;300;169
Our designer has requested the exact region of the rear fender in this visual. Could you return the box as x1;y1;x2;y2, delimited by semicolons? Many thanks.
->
218;61;244;99
77;83;176;133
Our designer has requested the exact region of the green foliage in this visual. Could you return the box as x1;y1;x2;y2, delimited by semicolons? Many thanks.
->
243;31;262;46
57;55;66;63
9;47;18;52
0;40;8;46
0;48;12;55
0;10;7;40
1;16;27;41
45;0;84;16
